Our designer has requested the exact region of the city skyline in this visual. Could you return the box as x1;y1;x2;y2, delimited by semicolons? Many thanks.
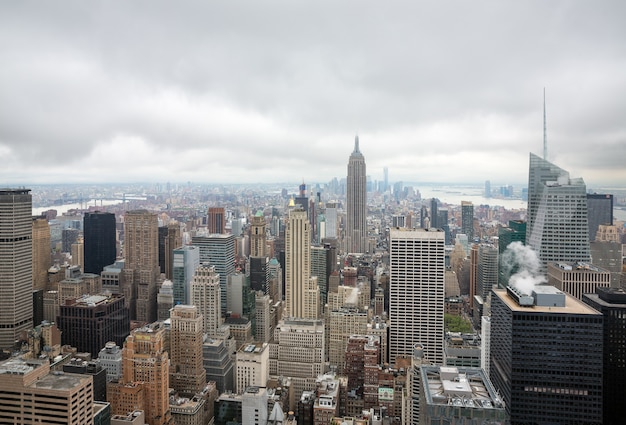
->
1;2;626;187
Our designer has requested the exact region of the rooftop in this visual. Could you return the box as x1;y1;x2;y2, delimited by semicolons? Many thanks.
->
495;288;600;315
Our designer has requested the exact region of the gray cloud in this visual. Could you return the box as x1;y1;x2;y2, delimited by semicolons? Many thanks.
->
1;1;625;186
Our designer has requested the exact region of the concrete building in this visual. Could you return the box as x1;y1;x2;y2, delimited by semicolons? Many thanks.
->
547;261;611;300
32;217;51;292
123;210;161;323
170;395;206;425
490;286;603;424
157;279;174;321
419;366;507;424
0;188;33;350
191;264;222;338
346;136;367;253
0;357;94;425
328;307;368;373
98;341;123;382
313;375;340;425
285;208;319;319
169;305;207;397
203;336;235;393
255;292;272;343
389;228;445;365
270;319;326;408
236;342;270;394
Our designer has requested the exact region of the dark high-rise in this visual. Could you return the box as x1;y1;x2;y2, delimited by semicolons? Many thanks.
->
84;211;116;275
490;286;603;424
208;207;225;234
586;193;613;242
583;287;626;424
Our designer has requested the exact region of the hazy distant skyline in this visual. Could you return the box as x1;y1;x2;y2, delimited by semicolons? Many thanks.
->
1;1;625;187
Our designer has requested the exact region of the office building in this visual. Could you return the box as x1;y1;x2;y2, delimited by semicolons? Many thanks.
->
311;244;335;306
172;245;200;305
98;341;123;382
169;395;205;425
57;293;130;358
236;342;270;394
250;211;267;257
547;261;611;300
169;304;207;397
490;286;602;424
62;227;80;253
249;256;269;294
583;287;626;424
498;220;526;287
191;264;222;337
324;202;338;240
328;307;368;373
461;201;474;241
203;337;235;393
255;292;272;343
0;188;33;350
526;153;590;267
71;237;84;270
158;222;182;280
430;198;438;228
587;193;613;241
157;279;174;321
270;319;326;405
208;207;226;235
242;386;269;425
84;211;116;275
191;234;235;315
389;228;445;365
0;358;94;425
346;136;367;253
123;210;160;322
285;208;319;319
419;366;507;424
32;217;51;292
63;358;108;402
116;322;173;425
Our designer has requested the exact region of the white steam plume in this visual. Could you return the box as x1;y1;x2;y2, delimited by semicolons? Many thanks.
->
501;241;546;295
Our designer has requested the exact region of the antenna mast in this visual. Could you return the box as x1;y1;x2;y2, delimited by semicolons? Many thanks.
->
543;88;547;160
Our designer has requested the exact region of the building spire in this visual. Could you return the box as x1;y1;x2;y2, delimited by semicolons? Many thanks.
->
354;135;360;153
543;88;547;161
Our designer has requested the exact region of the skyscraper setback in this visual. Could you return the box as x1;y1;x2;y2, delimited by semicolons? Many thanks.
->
346;136;367;253
0;189;33;350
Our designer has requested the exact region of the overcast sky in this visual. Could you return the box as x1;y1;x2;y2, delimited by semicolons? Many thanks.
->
1;1;625;188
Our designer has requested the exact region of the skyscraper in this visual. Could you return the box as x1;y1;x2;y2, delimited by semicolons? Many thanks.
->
32;217;51;292
124;210;160;323
208;207;226;234
84;211;116;275
0;188;33;350
490;286;602;424
250;211;266;257
346;136;367;253
526;153;590;267
191;234;235;315
389;228;445;365
285;208;319;319
586;193;613;242
172;245;200;305
169;304;206;397
461;201;474;241
191;264;222;337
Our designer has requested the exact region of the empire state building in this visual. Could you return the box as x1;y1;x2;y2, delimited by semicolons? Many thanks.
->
346;136;367;253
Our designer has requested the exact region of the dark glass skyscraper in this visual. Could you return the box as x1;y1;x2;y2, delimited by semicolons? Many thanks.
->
586;193;613;242
346;136;367;253
84;211;116;275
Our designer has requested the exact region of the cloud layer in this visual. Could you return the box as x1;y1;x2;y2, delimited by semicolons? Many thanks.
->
1;1;625;186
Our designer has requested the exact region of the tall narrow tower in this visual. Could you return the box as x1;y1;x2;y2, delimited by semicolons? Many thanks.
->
191;264;221;338
208;207;226;234
0;189;33;350
346;136;367;253
285;208;318;319
389;228;445;365
169;304;206;397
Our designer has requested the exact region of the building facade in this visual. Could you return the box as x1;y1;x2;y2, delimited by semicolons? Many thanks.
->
346;136;367;253
84;211;117;275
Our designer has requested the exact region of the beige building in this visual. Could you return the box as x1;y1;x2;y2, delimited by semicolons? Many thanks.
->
548;262;611;300
255;292;272;343
191;264;222;338
270;319;326;409
250;212;267;257
328;307;368;373
71;236;84;270
236;342;270;394
0;358;93;424
32;217;51;292
285;208;320;319
169;305;206;397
